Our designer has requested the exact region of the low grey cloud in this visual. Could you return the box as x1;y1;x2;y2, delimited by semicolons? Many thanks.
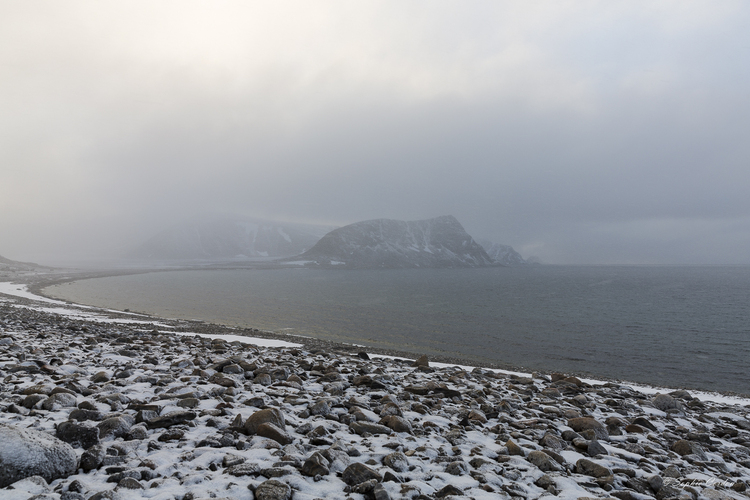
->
1;1;749;264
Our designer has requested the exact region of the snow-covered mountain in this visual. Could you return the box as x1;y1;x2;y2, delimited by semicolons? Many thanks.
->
129;217;334;260
297;215;495;268
479;240;527;266
0;254;43;273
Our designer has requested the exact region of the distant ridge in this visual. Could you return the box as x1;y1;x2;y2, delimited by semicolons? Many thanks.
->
297;215;495;268
0;254;43;271
129;217;335;260
479;240;526;266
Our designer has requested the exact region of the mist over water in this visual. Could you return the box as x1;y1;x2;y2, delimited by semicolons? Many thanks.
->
47;265;750;394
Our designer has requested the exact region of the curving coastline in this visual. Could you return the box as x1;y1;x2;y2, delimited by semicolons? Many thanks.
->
27;267;750;400
2;269;750;499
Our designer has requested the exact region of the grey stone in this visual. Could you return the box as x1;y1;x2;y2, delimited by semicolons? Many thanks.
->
343;462;382;486
61;492;86;500
126;424;148;441
349;421;392;436
80;444;107;472
222;363;243;374
254;479;292;500
382;452;409;473
587;438;608;457
372;482;391;500
226;462;261;476
0;424;78;488
413;355;429;367
648;474;664;492
222;453;246;468
244;408;285;434
41;392;77;411
209;373;239;387
445;460;469;475
321;448;350;473
146;411;196;429
56;421;100;449
568;417;609;440
256;422;293;445
97;416;133;438
7;475;50;495
506;439;525;456
69;409;104;422
527;450;560;471
301;451;330;477
651;393;681;412
176;398;200;409
435;484;464;498
576;458;612;478
22;394;47;409
117;477;143;489
380;415;412;433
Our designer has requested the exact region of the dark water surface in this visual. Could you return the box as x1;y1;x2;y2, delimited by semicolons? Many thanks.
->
46;266;750;394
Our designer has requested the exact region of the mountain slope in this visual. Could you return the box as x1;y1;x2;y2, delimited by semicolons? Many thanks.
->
479;240;526;266
0;254;43;273
129;217;333;260
298;215;495;268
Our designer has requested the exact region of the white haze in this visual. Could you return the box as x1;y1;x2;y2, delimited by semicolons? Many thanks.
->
1;1;749;265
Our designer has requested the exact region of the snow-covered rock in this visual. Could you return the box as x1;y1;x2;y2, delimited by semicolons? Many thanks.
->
297;215;495;268
0;424;78;488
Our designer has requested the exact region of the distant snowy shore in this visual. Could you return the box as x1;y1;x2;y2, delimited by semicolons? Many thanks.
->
2;278;750;500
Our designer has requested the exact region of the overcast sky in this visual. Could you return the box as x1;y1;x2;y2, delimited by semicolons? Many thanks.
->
2;1;749;265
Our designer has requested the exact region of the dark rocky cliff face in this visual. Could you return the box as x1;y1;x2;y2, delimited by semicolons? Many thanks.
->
298;215;495;268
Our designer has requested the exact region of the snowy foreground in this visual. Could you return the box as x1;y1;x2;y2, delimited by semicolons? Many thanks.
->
2;285;750;500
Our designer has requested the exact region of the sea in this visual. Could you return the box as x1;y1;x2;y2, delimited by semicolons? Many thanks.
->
45;265;750;395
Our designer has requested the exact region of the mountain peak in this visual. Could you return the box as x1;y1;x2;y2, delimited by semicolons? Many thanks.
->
298;216;495;268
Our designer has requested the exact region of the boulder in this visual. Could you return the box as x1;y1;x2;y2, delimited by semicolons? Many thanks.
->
244;408;285;435
527;450;560;471
301;451;330;477
255;479;292;500
146;411;196;429
256;422;293;445
343;462;382;486
382;452;409;473
576;458;612;478
97;415;134;438
0;424;78;488
42;392;77;411
567;417;608;440
652;393;682;412
80;444;107;472
349;421;392;436
380;415;412;434
56;421;100;449
413;355;429;368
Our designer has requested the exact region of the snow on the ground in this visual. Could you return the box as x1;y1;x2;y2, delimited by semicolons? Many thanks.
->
0;281;80;306
4;280;749;406
172;331;302;349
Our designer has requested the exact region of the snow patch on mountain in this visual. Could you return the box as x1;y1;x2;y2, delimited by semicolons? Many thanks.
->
478;240;527;266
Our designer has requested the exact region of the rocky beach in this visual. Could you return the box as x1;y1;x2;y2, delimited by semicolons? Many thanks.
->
2;273;750;500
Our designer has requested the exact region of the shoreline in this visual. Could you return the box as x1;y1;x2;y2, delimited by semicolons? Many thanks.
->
3;266;750;402
2;269;750;499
